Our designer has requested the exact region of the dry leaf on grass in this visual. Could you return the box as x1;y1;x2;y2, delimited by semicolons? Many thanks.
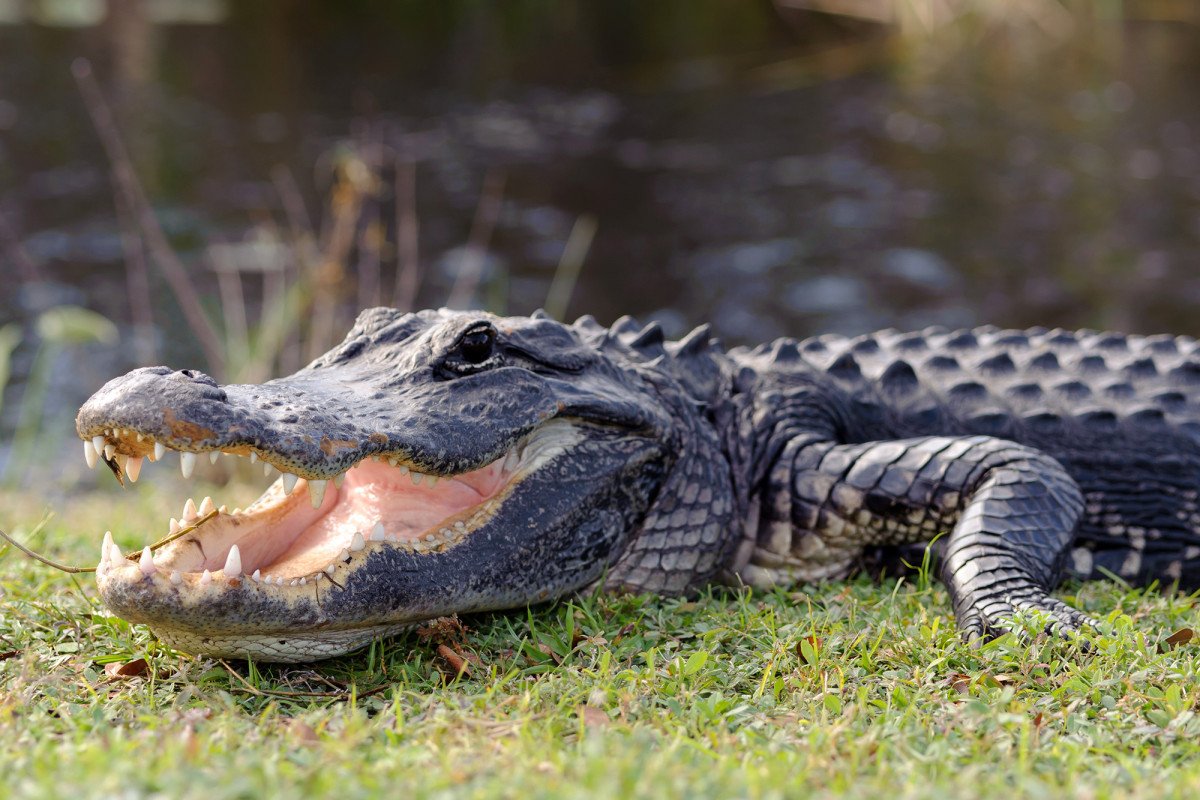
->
579;705;610;729
104;658;150;679
1159;628;1195;652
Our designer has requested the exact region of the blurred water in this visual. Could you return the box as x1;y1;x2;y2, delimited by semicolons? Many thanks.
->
2;1;1200;483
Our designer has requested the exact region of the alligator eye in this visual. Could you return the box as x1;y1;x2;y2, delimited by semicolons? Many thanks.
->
458;327;495;364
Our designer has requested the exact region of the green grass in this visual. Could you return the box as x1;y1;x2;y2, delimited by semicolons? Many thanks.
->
1;485;1199;800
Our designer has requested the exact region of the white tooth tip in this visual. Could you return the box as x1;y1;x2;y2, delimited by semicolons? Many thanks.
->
182;498;198;521
170;571;182;585
263;462;274;477
200;569;212;586
198;496;215;516
370;522;386;541
249;452;258;464
101;531;115;566
223;544;242;577
308;479;327;508
252;569;261;582
180;452;196;479
334;472;345;488
350;532;365;551
104;443;117;460
84;440;98;469
153;442;166;461
209;451;220;465
282;473;298;494
126;456;143;483
92;435;106;455
410;472;423;486
169;518;181;535
339;549;350;562
324;564;336;576
139;546;156;576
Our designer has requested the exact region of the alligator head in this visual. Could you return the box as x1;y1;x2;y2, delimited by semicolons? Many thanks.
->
76;308;738;661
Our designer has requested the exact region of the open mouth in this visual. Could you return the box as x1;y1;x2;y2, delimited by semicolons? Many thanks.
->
86;420;580;590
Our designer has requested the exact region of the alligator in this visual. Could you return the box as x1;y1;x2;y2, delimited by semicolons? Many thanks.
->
75;308;1200;661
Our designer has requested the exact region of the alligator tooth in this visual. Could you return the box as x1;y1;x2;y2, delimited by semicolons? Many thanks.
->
251;569;261;582
198;496;215;516
153;442;166;461
370;522;385;541
308;479;327;508
180;452;196;479
424;533;435;542
249;452;258;464
339;549;350;562
200;569;212;587
139;546;156;576
454;521;466;532
108;539;124;567
410;471;423;487
223;544;242;577
84;440;99;469
350;532;365;551
397;464;410;476
263;463;275;477
169;518;181;535
282;472;298;494
92;435;106;457
218;505;228;514
324;564;336;576
299;576;307;585
504;449;520;472
289;579;299;586
334;473;345;488
275;576;285;586
427;475;439;487
209;451;220;465
100;531;115;569
104;442;117;461
182;498;198;521
126;456;143;483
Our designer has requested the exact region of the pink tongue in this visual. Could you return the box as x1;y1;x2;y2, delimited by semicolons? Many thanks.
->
259;457;509;576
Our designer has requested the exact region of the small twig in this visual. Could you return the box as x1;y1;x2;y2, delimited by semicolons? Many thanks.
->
447;168;505;309
0;510;217;575
217;659;392;699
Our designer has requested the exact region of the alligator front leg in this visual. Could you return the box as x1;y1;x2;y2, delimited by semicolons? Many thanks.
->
756;435;1100;641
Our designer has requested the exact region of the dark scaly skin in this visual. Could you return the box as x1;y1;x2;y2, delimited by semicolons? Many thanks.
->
76;311;1200;660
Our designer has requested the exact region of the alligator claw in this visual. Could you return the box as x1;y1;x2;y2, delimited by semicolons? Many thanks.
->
958;594;1101;648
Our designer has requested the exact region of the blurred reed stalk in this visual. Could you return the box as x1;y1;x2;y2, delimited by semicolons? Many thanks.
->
73;58;224;376
70;57;595;399
447;168;506;310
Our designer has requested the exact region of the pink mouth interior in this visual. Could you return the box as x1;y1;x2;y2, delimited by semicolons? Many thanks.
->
193;456;513;579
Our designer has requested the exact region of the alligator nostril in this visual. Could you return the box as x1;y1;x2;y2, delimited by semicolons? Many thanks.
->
175;369;219;387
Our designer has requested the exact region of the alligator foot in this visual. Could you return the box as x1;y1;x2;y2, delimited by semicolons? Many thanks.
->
957;592;1101;647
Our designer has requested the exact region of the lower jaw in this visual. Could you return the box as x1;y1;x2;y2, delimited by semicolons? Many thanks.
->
151;621;419;662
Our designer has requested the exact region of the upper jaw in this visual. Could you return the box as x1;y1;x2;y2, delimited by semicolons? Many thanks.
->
75;365;562;481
